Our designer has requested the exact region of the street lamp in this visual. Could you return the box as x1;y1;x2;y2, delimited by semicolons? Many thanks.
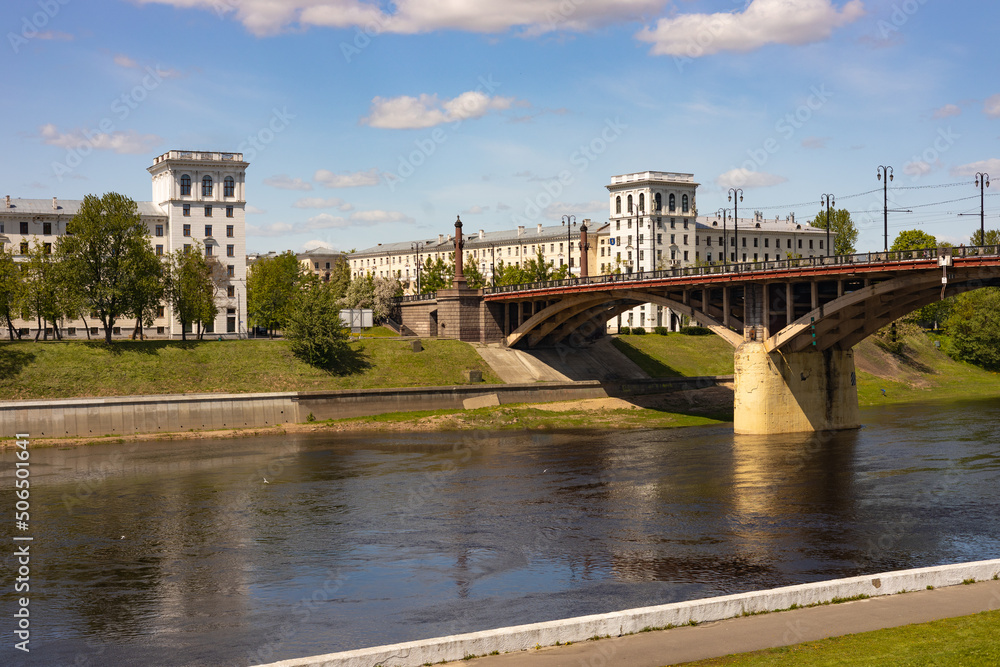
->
975;172;991;246
561;214;576;275
877;166;893;252
728;188;743;263
716;207;730;268
410;241;424;293
821;193;835;258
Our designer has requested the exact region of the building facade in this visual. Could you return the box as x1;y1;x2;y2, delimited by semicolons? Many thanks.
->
0;149;248;338
298;248;346;282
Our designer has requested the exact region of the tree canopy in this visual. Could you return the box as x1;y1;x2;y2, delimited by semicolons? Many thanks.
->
809;208;858;255
945;288;1000;370
284;281;354;371
164;245;216;341
247;251;301;336
971;228;1000;246
890;229;938;252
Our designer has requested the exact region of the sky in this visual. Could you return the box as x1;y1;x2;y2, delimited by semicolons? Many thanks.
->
3;0;1000;255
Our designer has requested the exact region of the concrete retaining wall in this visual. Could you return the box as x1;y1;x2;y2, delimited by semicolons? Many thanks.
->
0;377;731;439
255;558;1000;667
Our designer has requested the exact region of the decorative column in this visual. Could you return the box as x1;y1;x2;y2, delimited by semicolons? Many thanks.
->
579;222;590;278
453;215;466;288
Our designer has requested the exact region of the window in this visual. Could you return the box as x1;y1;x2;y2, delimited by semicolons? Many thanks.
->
670;234;675;244
798;239;803;249
205;225;213;237
657;234;662;244
315;261;320;269
227;265;235;277
809;240;814;249
226;225;234;238
638;193;644;212
43;243;51;254
325;262;330;269
43;222;51;235
90;327;99;335
157;306;165;318
183;224;191;237
683;235;688;244
183;204;190;217
227;244;234;257
706;236;712;246
112;327;121;335
19;242;28;255
227;317;236;333
764;238;769;247
155;224;164;237
184;244;191;253
205;245;213;256
157;326;165;335
20;221;28;234
156;244;163;256
819;240;824;250
204;206;212;217
682;194;689;213
765;254;769;261
224;176;235;197
654;193;661;211
627;194;633;213
753;238;758;248
67;327;76;336
787;239;792;249
227;285;235;298
615;220;620;230
742;237;747;247
205;321;215;334
226;206;233;218
202;175;213;196
616;196;621;214
669;194;676;212
683;250;689;261
180;174;191;195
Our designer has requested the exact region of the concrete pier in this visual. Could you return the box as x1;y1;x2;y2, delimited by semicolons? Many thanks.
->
733;342;859;435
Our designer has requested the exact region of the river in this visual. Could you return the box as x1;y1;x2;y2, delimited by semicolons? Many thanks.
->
1;398;999;666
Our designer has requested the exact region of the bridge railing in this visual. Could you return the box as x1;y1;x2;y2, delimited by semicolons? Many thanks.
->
482;245;1000;295
397;292;437;303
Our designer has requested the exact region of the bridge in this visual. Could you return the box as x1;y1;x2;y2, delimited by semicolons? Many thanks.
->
395;220;1000;435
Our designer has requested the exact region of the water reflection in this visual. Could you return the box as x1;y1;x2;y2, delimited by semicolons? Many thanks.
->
1;399;998;666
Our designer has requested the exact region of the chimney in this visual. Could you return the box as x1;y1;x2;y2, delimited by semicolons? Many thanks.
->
438;234;444;243
479;229;484;239
517;225;524;237
537;223;543;234
4;195;9;208
52;196;58;210
790;213;795;224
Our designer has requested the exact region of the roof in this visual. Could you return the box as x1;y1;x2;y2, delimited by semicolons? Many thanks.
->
353;223;600;257
0;198;166;218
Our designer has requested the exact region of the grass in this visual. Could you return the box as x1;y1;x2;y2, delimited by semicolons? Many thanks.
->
672;609;1000;666
0;337;501;400
611;334;736;377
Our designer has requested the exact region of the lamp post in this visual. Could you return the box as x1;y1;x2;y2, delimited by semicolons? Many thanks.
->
410;241;424;293
716;207;730;268
975;172;991;245
728;188;743;263
561;214;576;275
821;193;835;258
877;166;893;252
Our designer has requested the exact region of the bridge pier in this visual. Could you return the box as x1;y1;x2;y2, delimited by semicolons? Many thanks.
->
733;342;859;435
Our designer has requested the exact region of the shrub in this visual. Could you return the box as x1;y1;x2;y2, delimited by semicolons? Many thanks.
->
631;327;646;335
618;326;630;335
679;326;711;336
653;326;669;336
285;282;353;370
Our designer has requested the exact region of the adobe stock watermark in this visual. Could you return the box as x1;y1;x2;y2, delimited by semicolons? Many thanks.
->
876;0;930;40
51;65;173;181
383;75;500;193
236;106;295;162
8;0;71;54
340;9;395;63
903;127;960;182
727;85;833;188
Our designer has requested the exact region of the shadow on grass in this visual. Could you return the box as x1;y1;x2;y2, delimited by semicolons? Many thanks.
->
82;340;201;355
0;345;36;381
318;345;371;376
610;338;683;378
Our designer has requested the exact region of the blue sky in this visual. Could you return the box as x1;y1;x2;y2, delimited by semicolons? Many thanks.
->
4;0;1000;254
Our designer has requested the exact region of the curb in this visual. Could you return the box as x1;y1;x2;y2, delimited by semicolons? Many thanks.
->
254;558;1000;667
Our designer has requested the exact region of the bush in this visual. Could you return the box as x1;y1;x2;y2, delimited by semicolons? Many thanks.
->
653;326;669;336
944;287;1000;370
631;327;646;335
679;326;712;336
618;326;630;335
285;282;353;370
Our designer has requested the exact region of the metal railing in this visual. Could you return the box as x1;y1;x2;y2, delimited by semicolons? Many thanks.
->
481;245;1000;296
397;292;437;303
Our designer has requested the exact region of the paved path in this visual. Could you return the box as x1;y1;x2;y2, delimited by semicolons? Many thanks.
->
463;579;1000;666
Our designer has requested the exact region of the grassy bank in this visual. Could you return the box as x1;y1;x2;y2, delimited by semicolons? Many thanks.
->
0;335;500;400
612;334;735;377
677;609;1000;666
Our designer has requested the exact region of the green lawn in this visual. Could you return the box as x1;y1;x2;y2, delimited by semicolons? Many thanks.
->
612;333;736;377
673;609;1000;666
0;337;501;400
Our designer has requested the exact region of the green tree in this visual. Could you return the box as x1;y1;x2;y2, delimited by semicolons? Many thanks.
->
372;275;403;320
328;255;352;300
0;247;24;339
809;208;858;255
420;256;453;293
284;281;354;370
125;245;165;340
971;229;1000;246
945;287;1000;370
463;252;487;289
164;245;215;342
891;229;938;252
23;241;66;340
247;251;301;337
344;271;375;310
493;259;527;286
60;193;160;343
522;249;567;281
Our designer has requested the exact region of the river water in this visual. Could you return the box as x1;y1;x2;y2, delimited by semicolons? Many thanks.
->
1;398;999;666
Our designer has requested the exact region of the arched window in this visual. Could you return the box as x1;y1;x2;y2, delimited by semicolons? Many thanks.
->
638;193;645;213
616;196;621;214
654;193;661;211
682;194;689;213
202;176;213;197
180;175;191;196
669;194;676;212
627;194;633;213
224;176;235;197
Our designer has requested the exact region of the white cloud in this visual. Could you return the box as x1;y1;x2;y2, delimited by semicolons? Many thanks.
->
113;53;184;79
951;159;1000;177
932;104;961;119
263;175;313;191
463;205;489;215
314;168;381;188
36;31;73;41
245;205;267;215
114;54;139;69
39;124;161;154
349;210;415;223
293;197;353;211
361;91;518;129
304;213;350;230
716;168;788;189
801;136;829;149
247;221;295;237
637;0;866;57
984;95;1000;119
903;161;933;177
133;0;667;37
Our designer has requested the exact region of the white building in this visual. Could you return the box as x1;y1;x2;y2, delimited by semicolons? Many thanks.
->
0;149;248;338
